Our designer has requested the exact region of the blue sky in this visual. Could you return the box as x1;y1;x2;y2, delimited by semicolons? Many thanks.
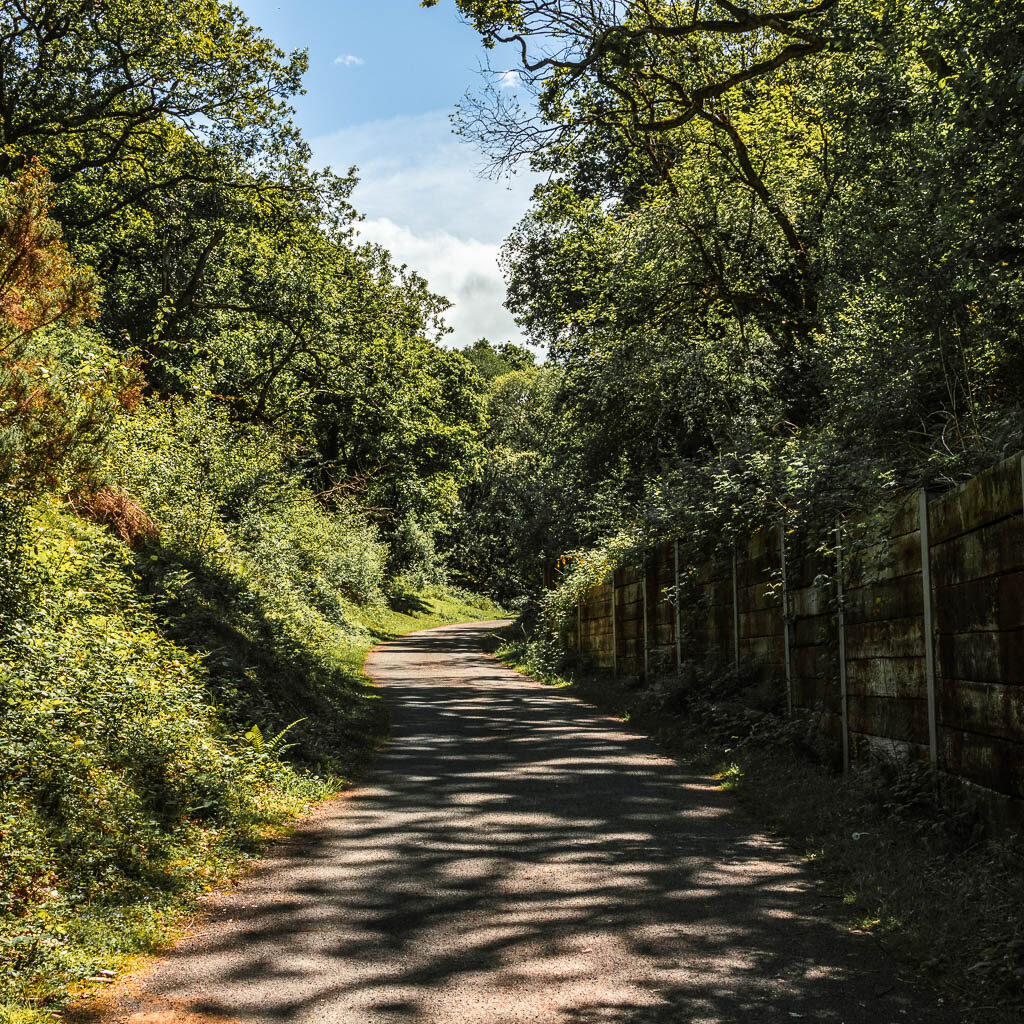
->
235;0;539;348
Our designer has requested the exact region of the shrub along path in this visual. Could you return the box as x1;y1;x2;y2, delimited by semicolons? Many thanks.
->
75;622;960;1024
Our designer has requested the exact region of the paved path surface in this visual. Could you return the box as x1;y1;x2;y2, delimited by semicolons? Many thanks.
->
84;621;958;1024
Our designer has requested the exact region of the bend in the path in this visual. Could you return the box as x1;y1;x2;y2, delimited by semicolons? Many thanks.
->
78;621;958;1024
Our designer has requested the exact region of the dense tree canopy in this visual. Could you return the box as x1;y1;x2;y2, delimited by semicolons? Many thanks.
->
3;0;1023;601
433;0;1024;577
0;0;494;570
0;0;307;182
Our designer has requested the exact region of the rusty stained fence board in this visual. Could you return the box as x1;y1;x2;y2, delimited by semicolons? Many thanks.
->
836;520;850;775
674;540;682;673
779;521;793;717
731;548;740;667
643;565;649;679
611;568;617;676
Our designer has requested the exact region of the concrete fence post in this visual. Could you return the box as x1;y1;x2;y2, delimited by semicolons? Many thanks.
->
731;546;740;667
836;520;850;775
642;563;650;679
778;521;793;718
674;539;682;674
920;489;938;765
611;569;618;676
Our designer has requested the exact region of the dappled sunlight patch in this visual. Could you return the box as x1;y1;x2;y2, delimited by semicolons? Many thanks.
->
79;623;950;1023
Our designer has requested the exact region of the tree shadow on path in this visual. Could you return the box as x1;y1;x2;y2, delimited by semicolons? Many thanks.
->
77;622;961;1024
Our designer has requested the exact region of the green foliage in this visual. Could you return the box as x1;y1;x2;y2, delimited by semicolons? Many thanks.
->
497;629;575;685
389;513;442;590
444;365;571;602
443;0;1024;604
106;398;389;605
0;7;504;1006
244;719;307;760
0;165;139;502
0;499;322;1005
456;337;537;381
304;332;484;547
2;0;308;190
0;477;502;1011
1;1;485;562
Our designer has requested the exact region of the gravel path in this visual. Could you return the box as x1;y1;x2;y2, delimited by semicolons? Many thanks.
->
83;621;959;1024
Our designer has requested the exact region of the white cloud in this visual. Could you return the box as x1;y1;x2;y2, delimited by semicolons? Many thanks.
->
310;110;543;348
333;54;365;67
497;69;520;89
359;218;522;346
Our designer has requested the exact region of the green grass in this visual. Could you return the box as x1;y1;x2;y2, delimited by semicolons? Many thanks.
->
359;585;505;639
496;633;1024;1024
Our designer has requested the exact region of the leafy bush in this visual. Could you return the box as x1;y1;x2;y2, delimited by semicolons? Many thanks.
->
388;513;442;591
0;500;327;1003
237;489;387;617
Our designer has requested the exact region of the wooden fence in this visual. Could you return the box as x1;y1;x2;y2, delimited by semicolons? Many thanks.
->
562;452;1024;827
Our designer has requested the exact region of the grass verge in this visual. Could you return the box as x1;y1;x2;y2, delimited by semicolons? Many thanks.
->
497;633;1024;1024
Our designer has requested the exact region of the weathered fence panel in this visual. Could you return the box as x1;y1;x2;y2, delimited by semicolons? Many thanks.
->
562;451;1024;826
929;455;1024;822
